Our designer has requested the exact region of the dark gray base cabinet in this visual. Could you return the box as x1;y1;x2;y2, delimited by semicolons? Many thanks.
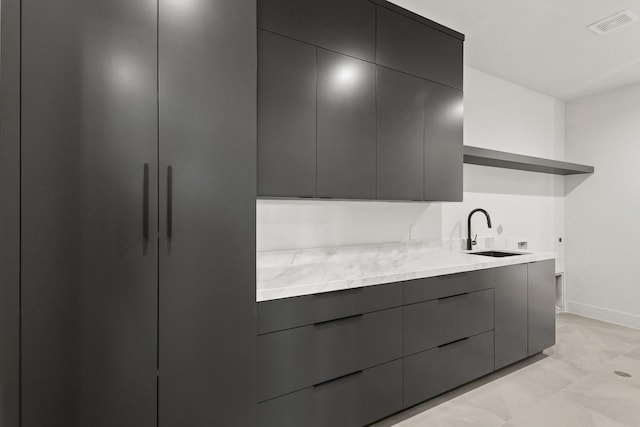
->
257;283;404;426
494;260;556;368
257;260;556;426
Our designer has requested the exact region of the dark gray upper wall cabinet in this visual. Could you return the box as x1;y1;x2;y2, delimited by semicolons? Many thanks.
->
158;0;257;425
258;0;376;62
256;0;464;202
376;5;464;89
317;49;376;199
258;31;317;197
424;83;463;201
376;67;425;201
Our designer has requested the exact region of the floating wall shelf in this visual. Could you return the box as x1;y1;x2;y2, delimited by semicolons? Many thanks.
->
463;146;594;175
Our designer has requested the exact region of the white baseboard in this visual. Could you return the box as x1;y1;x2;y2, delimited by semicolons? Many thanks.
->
565;301;640;330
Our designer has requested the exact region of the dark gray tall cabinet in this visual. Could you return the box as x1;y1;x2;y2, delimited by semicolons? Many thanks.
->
158;1;257;425
0;1;256;426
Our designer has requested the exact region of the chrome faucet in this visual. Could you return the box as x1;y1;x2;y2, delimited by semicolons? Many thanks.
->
467;208;492;250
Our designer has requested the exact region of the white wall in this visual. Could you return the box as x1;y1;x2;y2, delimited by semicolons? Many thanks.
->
565;81;640;328
258;67;566;271
441;68;565;270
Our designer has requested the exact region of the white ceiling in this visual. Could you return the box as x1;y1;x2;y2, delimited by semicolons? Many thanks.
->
391;0;640;100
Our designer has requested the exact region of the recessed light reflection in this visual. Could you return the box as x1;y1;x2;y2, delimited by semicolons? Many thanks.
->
331;62;361;91
450;100;464;118
109;52;142;90
163;0;202;20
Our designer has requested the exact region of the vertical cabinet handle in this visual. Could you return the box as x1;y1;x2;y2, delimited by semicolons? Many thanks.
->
167;165;173;239
143;164;150;252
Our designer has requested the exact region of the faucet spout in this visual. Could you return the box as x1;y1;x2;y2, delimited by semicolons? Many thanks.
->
467;208;492;250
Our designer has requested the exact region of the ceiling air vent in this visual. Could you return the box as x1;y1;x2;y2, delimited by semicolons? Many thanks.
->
587;10;638;35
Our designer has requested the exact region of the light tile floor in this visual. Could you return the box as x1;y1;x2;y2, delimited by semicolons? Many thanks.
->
374;313;640;427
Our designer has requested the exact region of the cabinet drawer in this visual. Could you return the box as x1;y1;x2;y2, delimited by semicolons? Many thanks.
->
258;359;403;427
258;282;402;334
258;307;402;401
404;288;494;355
404;269;494;305
376;5;463;89
404;331;494;408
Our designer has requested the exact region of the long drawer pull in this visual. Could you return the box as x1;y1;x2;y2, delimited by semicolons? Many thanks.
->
313;287;364;298
438;292;470;301
314;313;363;326
167;165;173;239
142;163;149;249
313;370;363;388
438;337;470;348
437;272;468;280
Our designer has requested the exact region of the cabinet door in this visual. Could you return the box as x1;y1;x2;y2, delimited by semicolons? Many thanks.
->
317;49;376;199
159;0;256;425
21;1;158;426
494;264;528;370
258;31;316;197
258;0;375;61
528;260;556;355
376;5;463;89
0;1;21;425
376;67;425;201
424;83;463;201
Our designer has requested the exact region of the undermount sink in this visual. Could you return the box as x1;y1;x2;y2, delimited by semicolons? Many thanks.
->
470;250;526;258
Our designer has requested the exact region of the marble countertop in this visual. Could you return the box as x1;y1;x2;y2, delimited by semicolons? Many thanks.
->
257;241;557;302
